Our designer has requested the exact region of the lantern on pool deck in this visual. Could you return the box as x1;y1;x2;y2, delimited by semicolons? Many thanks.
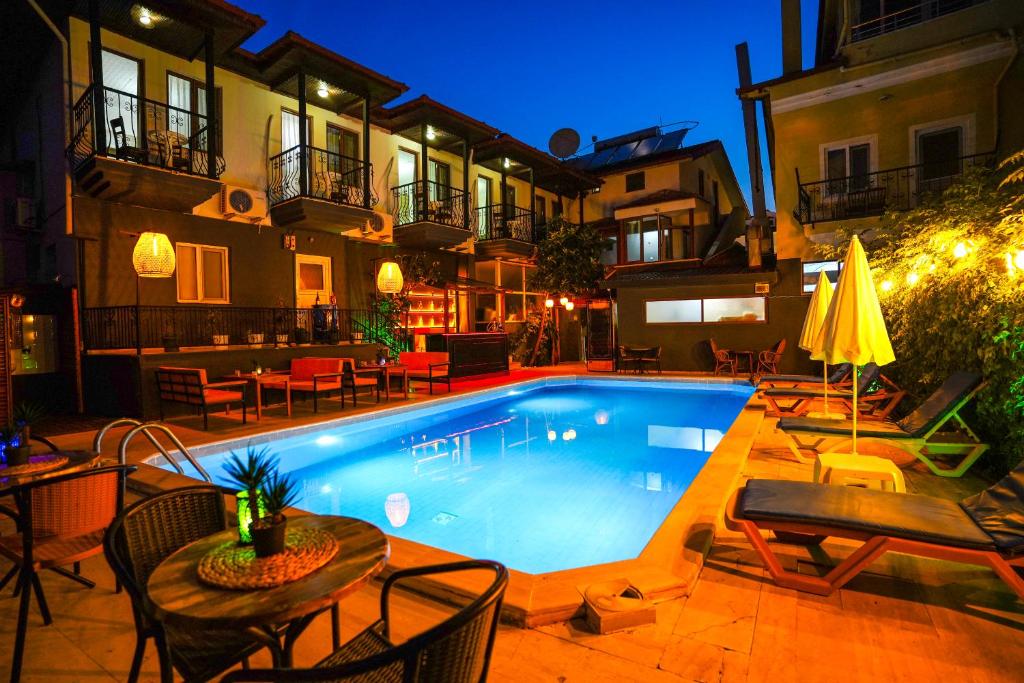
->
235;490;265;544
384;492;411;528
132;232;175;277
376;261;404;294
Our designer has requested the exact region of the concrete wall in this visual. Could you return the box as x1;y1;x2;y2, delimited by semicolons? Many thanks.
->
613;258;812;374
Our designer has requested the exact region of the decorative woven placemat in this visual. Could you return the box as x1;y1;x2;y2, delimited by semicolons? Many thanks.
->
197;527;339;590
0;453;68;478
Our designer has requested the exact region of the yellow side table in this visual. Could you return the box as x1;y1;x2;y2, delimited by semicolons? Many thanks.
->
814;452;907;492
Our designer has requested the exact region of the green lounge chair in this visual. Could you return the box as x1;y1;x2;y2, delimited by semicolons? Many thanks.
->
777;372;987;477
724;464;1024;600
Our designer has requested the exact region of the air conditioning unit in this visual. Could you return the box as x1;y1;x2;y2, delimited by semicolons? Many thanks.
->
15;198;34;228
219;186;267;219
755;282;770;294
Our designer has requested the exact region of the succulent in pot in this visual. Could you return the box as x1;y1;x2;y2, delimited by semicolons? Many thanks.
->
13;400;46;451
222;445;275;545
1;423;30;467
251;470;299;557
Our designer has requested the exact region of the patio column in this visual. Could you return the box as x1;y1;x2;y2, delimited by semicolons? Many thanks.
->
204;32;217;179
462;140;470;229
578;190;585;226
362;97;371;209
528;167;535;235
500;167;508;233
297;69;307;196
88;0;106;155
420;122;429;220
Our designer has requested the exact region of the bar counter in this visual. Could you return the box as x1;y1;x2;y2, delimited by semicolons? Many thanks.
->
425;332;509;378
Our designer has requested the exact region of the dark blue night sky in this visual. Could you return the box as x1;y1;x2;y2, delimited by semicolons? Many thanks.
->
234;0;821;208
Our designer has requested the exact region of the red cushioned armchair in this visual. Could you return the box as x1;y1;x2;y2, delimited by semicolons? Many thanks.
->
263;358;345;413
399;351;451;394
155;367;247;431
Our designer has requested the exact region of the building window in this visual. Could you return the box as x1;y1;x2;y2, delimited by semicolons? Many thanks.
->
600;231;618;266
552;199;563;217
645;297;766;324
625;172;645;193
825;142;872;193
802;260;841;293
698;169;705;196
327;124;359;177
428;159;451;201
176;243;229;303
623;215;681;263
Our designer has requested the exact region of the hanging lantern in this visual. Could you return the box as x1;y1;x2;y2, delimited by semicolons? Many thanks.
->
559;296;569;306
564;301;575;311
376;260;404;294
384;492;410;528
132;232;175;278
544;298;555;308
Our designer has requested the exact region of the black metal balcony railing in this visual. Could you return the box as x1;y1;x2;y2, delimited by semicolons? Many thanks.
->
850;0;987;42
67;85;223;177
476;204;536;243
81;305;378;351
267;145;377;208
391;180;470;229
797;152;993;224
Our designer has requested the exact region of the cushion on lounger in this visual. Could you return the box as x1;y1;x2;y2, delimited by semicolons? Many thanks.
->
740;479;997;550
764;387;855;399
896;372;983;437
960;460;1024;554
777;416;910;438
758;364;851;386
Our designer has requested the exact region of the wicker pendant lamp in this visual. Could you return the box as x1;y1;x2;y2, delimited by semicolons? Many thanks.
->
376;260;403;294
132;232;175;278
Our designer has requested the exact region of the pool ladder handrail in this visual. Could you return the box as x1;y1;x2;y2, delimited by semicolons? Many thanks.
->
94;418;213;483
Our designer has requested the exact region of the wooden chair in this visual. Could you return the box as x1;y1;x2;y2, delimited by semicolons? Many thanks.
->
155;367;247;430
158;137;190;172
617;346;639;374
340;358;381;406
399;351;451;394
1;465;135;682
104;485;268;683
757;339;787;375
262;358;345;413
110;117;148;163
222;560;509;683
638;346;662;374
709;339;736;376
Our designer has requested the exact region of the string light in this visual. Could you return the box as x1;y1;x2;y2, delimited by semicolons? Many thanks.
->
880;280;894;292
906;272;919;286
559;296;569;306
1015;250;1024;271
544;298;554;308
953;242;968;259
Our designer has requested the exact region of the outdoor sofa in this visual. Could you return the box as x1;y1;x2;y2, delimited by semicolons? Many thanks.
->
725;464;1024;601
776;371;988;477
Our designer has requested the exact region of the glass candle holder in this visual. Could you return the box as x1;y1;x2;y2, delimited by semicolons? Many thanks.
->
236;490;265;544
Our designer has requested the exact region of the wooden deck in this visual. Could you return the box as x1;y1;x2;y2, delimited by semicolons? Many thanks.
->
3;367;1022;681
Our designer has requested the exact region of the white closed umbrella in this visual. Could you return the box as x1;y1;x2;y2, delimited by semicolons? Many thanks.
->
799;271;835;415
812;236;895;454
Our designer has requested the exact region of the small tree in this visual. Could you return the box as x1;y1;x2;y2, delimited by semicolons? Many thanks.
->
819;152;1024;474
523;217;611;366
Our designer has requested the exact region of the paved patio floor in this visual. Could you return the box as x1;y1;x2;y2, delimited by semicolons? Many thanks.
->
3;368;1022;681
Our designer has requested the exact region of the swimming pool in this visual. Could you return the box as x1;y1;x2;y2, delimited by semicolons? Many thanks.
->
165;378;753;574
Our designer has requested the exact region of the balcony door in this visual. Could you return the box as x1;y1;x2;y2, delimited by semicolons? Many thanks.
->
281;110;311;199
168;74;223;154
917;125;963;192
396;148;418;223
428;159;451;202
825;143;871;194
476;176;492;236
295;254;332;308
100;49;141;154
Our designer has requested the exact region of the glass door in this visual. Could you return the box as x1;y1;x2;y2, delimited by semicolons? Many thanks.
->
917;126;963;191
100;50;141;155
396;149;418;223
476;176;492;237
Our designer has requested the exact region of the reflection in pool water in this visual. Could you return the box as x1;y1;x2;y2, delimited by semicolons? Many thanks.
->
189;380;752;574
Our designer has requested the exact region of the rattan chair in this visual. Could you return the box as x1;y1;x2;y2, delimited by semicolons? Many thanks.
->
638;346;662;374
0;464;135;682
710;339;736;376
757;339;787;375
221;560;509;683
103;485;267;683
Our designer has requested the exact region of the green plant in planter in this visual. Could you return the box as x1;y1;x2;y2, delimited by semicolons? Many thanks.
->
251;470;299;557
13;400;46;448
0;423;29;466
222;445;276;544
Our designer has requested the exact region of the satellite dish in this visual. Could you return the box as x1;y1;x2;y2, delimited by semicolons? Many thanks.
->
548;128;581;159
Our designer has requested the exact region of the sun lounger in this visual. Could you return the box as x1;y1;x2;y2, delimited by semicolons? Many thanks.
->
762;363;906;420
777;372;987;477
757;363;852;388
724;473;1024;600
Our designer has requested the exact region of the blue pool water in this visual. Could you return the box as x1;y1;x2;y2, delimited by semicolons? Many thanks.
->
175;379;752;574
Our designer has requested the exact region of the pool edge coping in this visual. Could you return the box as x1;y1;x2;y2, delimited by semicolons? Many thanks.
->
130;374;762;628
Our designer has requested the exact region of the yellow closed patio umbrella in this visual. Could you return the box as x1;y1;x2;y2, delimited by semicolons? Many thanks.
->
799;271;835;415
812;235;895;455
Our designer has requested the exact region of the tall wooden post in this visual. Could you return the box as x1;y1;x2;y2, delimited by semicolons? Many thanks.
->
462;140;470;229
736;42;766;268
528;167;536;237
420;123;429;220
500;167;508;236
204;32;217;179
297;70;307;196
362;97;371;208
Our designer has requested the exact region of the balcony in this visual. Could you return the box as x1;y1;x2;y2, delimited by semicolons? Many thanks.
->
475;204;537;260
67;86;223;212
850;0;990;42
267;145;378;233
797;152;993;225
390;180;471;249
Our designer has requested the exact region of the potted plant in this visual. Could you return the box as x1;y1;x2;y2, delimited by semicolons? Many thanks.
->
274;298;291;346
294;326;310;345
246;329;265;347
162;322;180;352
327;328;341;345
13;400;45;450
251;470;299;558
1;423;30;466
222;445;275;544
207;310;228;346
351;330;364;343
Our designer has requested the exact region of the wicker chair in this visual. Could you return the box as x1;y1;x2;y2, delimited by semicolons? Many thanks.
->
617;346;639;374
221;560;509;683
103;485;268;683
757;339;787;375
710;339;736;376
638;346;662;374
0;464;135;682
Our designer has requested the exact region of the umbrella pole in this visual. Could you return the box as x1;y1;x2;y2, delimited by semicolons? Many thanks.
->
851;365;858;456
823;361;829;417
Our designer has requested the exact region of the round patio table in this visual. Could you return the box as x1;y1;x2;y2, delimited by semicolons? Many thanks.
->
146;515;389;667
0;450;100;493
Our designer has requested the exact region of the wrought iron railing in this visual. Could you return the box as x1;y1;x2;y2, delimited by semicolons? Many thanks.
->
850;0;987;42
66;85;223;177
391;180;470;230
267;145;377;208
81;305;378;351
797;152;994;224
475;204;536;243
